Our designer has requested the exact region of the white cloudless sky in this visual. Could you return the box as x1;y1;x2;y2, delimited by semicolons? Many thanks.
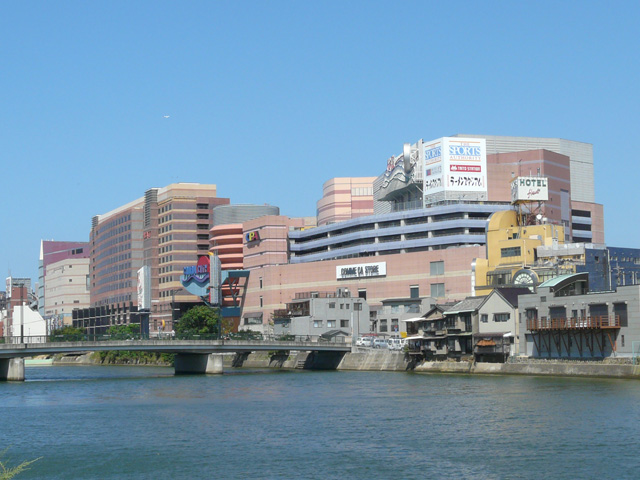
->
2;1;639;284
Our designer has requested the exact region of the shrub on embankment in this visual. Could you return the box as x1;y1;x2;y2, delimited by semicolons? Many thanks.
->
94;351;174;366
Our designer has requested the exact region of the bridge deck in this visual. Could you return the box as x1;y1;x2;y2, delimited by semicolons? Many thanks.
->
0;338;351;358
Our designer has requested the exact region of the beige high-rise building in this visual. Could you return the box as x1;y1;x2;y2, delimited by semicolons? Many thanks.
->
77;183;229;335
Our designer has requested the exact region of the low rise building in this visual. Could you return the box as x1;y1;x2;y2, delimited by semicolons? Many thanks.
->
271;289;369;340
474;288;531;361
517;273;638;359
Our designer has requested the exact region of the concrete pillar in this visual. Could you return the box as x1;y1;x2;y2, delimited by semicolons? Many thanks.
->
174;353;223;375
0;358;25;381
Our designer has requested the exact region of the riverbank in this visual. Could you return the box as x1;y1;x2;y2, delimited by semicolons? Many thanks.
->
50;350;640;379
52;352;172;366
235;351;640;379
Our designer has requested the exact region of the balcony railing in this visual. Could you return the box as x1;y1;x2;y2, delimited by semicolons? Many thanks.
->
527;315;620;331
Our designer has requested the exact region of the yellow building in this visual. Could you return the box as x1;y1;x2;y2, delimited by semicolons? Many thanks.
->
474;210;570;294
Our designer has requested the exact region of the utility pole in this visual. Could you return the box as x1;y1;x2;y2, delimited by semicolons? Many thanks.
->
20;283;24;343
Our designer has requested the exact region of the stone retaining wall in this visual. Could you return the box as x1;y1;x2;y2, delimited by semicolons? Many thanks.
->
52;351;640;379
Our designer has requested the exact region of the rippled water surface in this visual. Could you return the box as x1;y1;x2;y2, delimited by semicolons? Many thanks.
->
2;366;640;479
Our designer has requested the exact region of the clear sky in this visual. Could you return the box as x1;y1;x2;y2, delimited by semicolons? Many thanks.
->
2;1;639;285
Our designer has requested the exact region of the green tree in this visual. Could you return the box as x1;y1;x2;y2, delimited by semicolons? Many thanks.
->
175;305;222;337
49;326;84;342
106;324;140;339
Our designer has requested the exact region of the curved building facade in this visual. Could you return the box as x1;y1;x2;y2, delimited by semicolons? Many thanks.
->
210;205;280;270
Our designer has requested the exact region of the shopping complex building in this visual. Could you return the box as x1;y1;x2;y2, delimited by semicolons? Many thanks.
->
68;133;639;341
230;135;609;334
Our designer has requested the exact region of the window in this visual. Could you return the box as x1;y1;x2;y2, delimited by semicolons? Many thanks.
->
410;285;419;299
431;283;445;298
614;303;628;327
340;320;349;328
327;320;336;328
340;304;344;309
259;296;263;307
259;277;263;289
481;314;488;323
346;304;350;310
494;313;510;322
358;289;367;300
313;320;323;328
391;319;399;332
380;319;388;332
329;302;336;309
430;261;444;275
501;247;521;258
354;303;362;311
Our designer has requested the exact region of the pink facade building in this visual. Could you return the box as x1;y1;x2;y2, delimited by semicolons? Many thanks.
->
316;177;375;226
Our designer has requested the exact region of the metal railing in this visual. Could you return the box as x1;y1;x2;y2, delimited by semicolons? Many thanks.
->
527;315;620;331
0;333;349;345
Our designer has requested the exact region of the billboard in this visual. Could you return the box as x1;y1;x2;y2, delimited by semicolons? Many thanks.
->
511;176;549;202
423;137;487;202
423;139;444;195
137;266;151;310
336;262;387;280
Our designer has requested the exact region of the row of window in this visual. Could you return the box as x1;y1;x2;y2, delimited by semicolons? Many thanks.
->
95;252;132;269
94;214;132;236
313;320;351;328
159;234;174;244
351;187;373;197
480;313;510;323
327;302;363;310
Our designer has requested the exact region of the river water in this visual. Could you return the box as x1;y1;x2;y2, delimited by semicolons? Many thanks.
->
2;365;640;479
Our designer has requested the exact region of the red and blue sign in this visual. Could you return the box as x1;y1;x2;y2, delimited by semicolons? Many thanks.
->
182;255;210;283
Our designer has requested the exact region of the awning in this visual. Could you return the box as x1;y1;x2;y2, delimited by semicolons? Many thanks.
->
243;312;263;318
404;335;425;340
477;339;496;347
503;332;513;337
402;317;426;323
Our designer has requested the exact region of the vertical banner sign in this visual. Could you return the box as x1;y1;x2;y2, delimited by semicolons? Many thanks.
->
210;252;222;305
423;138;444;199
137;266;151;310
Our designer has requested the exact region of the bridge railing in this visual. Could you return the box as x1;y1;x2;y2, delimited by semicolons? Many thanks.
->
0;333;350;345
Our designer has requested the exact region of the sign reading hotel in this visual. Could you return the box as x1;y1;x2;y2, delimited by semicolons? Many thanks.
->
336;262;387;280
423;137;487;200
511;176;549;202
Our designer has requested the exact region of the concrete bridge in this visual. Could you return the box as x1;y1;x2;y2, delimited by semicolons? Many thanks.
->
0;336;351;381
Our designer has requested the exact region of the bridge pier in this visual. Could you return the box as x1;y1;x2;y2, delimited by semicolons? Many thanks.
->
0;358;25;381
174;353;223;375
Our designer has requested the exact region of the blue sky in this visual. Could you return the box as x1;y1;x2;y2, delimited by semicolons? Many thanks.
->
2;1;639;284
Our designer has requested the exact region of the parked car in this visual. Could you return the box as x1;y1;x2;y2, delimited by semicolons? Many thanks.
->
373;338;389;349
388;338;402;350
360;337;374;347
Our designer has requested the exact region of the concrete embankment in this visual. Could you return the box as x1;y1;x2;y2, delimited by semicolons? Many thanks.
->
52;351;640;379
53;353;97;365
234;351;640;379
